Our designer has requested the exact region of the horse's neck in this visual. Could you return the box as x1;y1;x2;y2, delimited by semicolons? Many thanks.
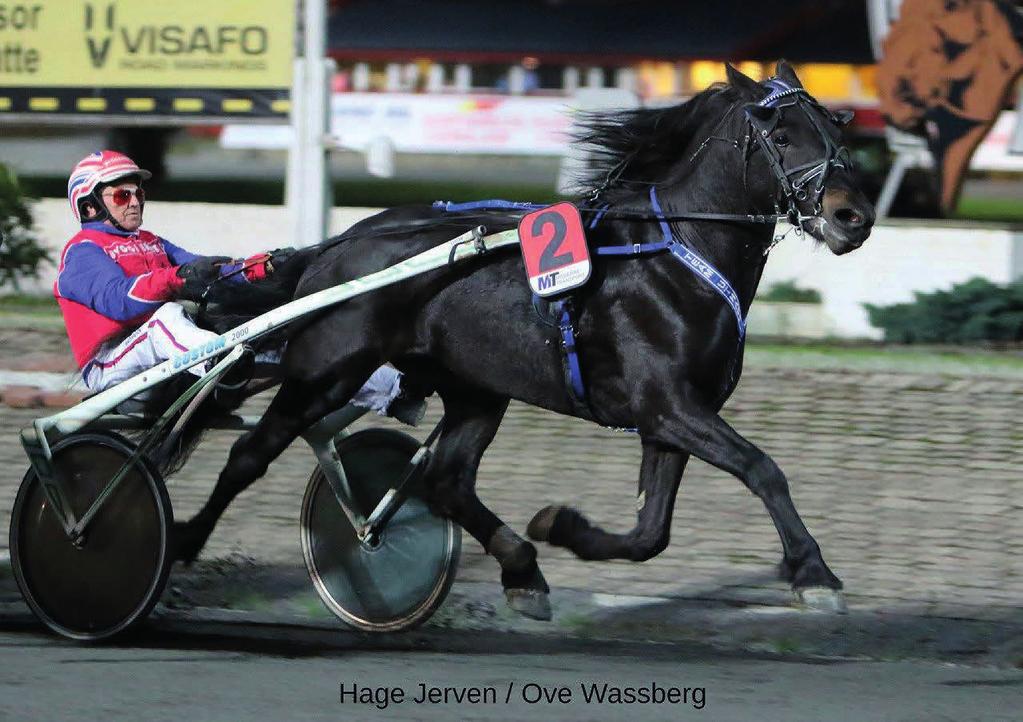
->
673;221;773;314
661;156;776;312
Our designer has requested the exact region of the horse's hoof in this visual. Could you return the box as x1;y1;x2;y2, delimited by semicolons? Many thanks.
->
795;587;847;614
526;505;562;543
505;588;552;621
172;522;205;565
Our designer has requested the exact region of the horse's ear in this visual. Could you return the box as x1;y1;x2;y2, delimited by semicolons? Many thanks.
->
725;63;763;100
775;60;803;88
745;103;779;132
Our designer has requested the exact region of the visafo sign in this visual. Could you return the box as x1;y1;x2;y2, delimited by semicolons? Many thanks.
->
0;1;294;118
76;3;282;82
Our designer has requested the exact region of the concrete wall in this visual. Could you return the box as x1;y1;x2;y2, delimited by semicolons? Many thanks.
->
757;220;1023;338
11;199;1023;340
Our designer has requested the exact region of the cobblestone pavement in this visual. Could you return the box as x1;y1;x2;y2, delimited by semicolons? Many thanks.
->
2;332;1020;622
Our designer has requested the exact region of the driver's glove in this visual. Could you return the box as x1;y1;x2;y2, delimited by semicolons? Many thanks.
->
176;256;230;301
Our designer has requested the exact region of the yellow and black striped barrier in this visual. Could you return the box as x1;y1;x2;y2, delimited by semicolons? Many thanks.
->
0;88;290;118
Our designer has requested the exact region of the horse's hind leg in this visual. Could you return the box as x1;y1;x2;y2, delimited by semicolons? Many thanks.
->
426;389;552;621
173;371;370;563
528;442;689;562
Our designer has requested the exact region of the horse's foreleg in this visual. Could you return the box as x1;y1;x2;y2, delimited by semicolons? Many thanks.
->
645;398;845;611
426;390;552;621
527;442;688;562
173;373;367;563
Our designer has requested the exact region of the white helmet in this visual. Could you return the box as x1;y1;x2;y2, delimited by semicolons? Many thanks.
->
67;150;152;223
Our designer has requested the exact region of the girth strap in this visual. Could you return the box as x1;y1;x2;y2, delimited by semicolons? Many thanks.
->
553;298;587;403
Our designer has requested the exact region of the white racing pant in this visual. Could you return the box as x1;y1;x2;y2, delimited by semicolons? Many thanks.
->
82;302;402;414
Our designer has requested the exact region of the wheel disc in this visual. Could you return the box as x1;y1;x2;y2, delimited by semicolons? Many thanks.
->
301;428;459;632
10;433;172;640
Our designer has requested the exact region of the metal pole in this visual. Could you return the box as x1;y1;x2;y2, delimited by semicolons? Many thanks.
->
288;0;332;247
875;151;912;219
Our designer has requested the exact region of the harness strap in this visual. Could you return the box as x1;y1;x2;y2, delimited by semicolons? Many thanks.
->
595;241;669;256
553;298;587;403
432;199;546;213
666;243;747;339
649;184;674;243
588;187;747;339
435;197;782;225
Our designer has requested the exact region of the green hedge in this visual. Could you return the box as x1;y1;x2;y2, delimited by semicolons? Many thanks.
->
759;280;822;304
0;164;48;291
865;277;1023;343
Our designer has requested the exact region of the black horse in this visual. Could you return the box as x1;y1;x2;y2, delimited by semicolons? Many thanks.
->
177;62;874;619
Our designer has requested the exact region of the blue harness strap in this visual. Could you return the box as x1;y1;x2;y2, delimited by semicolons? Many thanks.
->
667;243;746;339
588;204;610;229
439;193;746;427
594;241;670;256
433;199;547;213
552;299;587;402
591;187;746;339
436;197;590;403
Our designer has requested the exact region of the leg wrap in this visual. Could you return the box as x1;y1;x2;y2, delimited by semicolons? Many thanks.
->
486;524;536;573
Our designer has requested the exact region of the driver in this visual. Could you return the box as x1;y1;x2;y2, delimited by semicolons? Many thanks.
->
55;150;426;425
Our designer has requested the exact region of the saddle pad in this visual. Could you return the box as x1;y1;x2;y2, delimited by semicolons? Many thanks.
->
517;202;591;297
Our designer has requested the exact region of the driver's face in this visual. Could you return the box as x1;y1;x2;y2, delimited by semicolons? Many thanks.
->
100;181;144;232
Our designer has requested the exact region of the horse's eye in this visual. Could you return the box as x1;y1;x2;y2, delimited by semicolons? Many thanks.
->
774;132;790;147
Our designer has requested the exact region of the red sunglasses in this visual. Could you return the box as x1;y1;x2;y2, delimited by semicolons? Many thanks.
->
105;187;145;206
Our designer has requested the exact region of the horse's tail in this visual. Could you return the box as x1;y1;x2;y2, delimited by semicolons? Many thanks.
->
200;246;319;333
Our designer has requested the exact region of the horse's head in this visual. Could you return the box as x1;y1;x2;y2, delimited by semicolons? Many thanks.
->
727;62;874;255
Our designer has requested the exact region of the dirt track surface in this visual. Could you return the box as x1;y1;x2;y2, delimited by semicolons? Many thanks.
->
2;326;1021;628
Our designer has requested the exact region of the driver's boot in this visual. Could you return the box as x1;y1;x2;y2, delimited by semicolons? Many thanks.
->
385;374;431;427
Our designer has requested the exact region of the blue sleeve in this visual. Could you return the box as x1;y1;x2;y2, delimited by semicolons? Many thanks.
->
161;238;202;265
56;242;176;321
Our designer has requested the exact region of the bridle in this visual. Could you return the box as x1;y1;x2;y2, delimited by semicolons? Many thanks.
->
741;79;853;229
588;77;853;237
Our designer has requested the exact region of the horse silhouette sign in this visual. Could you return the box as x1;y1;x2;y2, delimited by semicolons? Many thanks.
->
877;0;1023;212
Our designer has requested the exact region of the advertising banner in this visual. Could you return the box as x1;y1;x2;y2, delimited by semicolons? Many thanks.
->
221;93;577;154
330;94;573;155
0;0;294;118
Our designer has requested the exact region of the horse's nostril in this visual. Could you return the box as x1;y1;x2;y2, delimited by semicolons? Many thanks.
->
833;208;864;228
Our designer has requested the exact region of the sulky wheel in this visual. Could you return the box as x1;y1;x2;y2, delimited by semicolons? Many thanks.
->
9;432;173;641
301;428;460;632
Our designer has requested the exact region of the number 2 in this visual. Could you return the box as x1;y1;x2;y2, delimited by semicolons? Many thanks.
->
533;211;573;272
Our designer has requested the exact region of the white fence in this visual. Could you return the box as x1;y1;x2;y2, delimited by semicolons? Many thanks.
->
758;219;1023;338
15;198;1023;340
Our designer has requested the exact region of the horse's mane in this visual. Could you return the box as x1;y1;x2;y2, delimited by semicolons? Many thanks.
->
571;84;738;201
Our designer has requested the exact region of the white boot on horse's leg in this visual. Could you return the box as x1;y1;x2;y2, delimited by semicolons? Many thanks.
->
796;587;848;614
505;588;552;621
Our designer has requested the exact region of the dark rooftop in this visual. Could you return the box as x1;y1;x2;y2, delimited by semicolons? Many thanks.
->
328;0;874;64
